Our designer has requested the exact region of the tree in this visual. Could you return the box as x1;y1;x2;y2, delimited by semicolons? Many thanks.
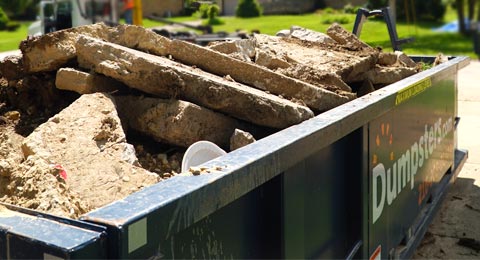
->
236;0;263;18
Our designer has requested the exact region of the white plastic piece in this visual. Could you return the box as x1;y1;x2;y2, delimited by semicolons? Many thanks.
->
181;141;226;173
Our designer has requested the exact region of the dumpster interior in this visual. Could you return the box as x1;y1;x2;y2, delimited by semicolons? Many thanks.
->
0;23;444;219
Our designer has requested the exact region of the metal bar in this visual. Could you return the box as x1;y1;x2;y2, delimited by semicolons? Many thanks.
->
345;240;363;259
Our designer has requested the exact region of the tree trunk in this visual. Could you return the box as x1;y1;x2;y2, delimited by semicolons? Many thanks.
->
468;0;475;20
458;0;467;35
477;0;480;21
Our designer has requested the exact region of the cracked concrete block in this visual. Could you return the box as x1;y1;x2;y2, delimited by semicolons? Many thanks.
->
326;23;373;51
0;54;24;80
290;26;336;44
378;52;398;66
20;23;112;73
21;93;159;211
276;64;352;92
55;68;124;94
395;51;417;68
116;96;240;148
255;49;291;70
253;33;377;85
366;66;417;85
208;38;256;62
76;35;313;128
230;129;256;151
108;24;171;56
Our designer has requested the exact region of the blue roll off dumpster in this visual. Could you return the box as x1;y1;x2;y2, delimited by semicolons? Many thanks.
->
0;56;469;259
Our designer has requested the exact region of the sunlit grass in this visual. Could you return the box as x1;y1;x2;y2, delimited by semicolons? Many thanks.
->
0;22;31;52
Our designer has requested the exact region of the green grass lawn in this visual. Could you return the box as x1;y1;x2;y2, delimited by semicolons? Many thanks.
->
167;12;476;58
0;10;477;58
0;21;32;52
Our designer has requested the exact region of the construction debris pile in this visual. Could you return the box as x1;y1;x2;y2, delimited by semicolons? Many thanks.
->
0;23;421;218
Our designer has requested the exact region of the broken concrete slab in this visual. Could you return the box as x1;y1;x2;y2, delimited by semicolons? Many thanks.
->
253;33;377;84
20;23;112;73
276;64;352;92
230;129;256;151
364;66;417;85
290;26;336;45
116;96;241;148
21;92;159;212
255;49;291;70
0;54;24;80
396;51;417;68
378;52;398;66
169;39;352;112
1;154;90;219
55;68;124;94
108;24;172;56
0;127;24;177
76;35;313;128
208;38;256;62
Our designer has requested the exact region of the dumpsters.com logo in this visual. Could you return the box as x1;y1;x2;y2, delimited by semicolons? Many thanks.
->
371;117;453;224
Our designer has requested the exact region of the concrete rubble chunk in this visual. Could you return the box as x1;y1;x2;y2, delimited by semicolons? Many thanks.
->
108;24;171;56
276;64;352;92
276;29;291;37
433;53;448;66
326;23;373;51
253;33;377;84
208;38;256;62
76;35;313;128
0;54;24;80
116;96;241;148
365;66;417;85
290;26;336;44
2;155;90;219
20;23;112;73
55;68;124;94
378;52;398;66
255;49;291;69
0;127;24;177
169;39;352;112
21;93;159;211
395;51;417;68
230;129;256;151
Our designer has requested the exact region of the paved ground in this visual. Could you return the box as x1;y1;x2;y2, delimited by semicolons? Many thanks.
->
414;60;480;258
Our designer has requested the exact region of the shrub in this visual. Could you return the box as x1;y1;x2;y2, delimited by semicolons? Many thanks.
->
6;21;20;31
0;7;10;31
207;4;220;20
322;7;338;14
206;4;224;25
236;0;263;18
193;3;210;19
321;15;352;24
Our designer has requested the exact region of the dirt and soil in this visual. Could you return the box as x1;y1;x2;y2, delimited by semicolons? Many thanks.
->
0;23;421;220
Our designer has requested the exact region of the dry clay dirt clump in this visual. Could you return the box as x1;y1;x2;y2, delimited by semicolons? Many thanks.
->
0;23;425;219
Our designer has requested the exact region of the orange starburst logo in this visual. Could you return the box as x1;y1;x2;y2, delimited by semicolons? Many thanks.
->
372;123;394;165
